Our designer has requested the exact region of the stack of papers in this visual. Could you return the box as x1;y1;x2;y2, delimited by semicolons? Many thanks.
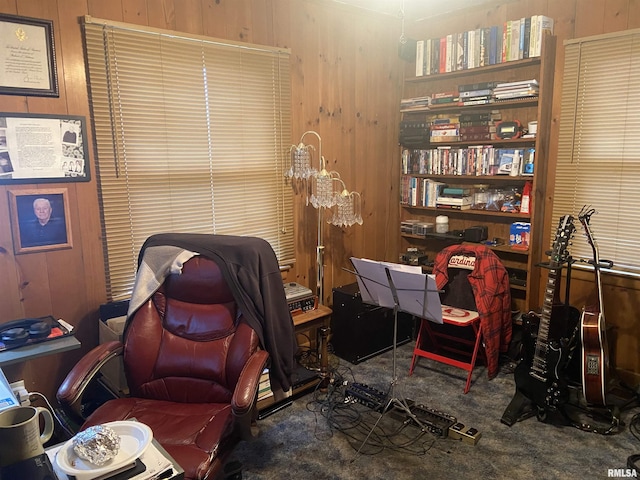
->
47;439;175;480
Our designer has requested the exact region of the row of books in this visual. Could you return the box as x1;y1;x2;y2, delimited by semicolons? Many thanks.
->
400;178;476;209
400;80;538;112
415;15;554;77
401;146;535;177
401;177;445;207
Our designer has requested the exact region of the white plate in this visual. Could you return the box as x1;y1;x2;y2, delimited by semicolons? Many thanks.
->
55;421;153;480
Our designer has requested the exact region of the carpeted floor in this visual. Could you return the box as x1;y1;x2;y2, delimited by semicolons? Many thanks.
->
230;342;640;480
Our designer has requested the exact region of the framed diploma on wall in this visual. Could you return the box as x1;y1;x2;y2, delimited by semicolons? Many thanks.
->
0;113;90;184
0;14;58;97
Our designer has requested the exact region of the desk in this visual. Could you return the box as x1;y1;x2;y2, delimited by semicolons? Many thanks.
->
0;336;81;368
292;304;332;379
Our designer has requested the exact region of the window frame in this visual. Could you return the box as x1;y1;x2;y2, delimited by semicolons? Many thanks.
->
83;17;294;301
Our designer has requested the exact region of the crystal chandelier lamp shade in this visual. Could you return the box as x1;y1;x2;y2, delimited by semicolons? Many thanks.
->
327;189;363;227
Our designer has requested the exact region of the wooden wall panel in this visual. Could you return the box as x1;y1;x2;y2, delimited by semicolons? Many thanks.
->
0;0;638;402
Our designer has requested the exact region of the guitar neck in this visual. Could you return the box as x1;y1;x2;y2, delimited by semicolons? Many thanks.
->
530;266;560;379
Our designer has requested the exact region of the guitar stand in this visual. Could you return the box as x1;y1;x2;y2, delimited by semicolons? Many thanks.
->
500;389;536;426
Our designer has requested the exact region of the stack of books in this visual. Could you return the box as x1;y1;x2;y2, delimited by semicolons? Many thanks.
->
458;110;501;142
436;186;473;210
493;79;539;101
458;81;502;106
258;368;272;402
400;96;431;112
430;91;459;108
430;114;460;143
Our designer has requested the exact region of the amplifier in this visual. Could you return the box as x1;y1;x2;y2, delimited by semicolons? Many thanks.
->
283;282;317;315
331;283;415;364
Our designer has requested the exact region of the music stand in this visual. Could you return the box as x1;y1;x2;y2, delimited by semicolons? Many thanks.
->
349;257;442;452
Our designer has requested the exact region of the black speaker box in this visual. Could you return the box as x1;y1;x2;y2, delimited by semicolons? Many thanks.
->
331;283;415;364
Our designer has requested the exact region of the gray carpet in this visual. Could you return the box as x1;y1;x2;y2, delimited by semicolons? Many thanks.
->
231;342;639;480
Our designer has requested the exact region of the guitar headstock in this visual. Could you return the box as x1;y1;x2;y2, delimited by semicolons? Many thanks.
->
550;215;575;267
578;204;601;262
578;205;597;250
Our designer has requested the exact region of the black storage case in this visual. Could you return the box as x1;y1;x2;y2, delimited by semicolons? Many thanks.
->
331;283;415;364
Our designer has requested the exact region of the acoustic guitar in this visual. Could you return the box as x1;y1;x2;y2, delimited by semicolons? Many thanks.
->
514;215;580;416
578;206;610;406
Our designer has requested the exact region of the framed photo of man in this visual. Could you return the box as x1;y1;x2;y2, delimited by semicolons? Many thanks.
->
8;188;72;254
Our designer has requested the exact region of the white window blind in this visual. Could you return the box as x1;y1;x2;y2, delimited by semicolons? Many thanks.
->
83;17;294;300
553;29;640;275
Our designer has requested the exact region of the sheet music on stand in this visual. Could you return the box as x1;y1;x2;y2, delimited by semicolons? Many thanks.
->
349;257;442;324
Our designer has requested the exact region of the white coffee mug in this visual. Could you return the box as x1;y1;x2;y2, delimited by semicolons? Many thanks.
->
0;406;54;467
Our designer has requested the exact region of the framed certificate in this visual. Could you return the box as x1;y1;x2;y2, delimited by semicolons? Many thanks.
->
0;14;58;97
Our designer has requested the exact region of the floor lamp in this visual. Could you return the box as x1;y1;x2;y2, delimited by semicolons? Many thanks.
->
286;131;362;304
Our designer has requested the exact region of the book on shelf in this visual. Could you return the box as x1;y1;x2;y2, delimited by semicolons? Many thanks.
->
460;98;493;106
436;203;472;210
416;40;425;76
460;132;493;141
436;195;473;206
459;88;493;98
530;15;554;57
459;126;496;134
494;79;539;89
431;122;459;130
441;186;472;196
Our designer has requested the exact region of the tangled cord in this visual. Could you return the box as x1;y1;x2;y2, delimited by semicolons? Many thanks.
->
304;362;436;457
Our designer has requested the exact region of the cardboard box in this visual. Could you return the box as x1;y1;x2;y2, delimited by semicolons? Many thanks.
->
510;222;531;250
98;315;128;395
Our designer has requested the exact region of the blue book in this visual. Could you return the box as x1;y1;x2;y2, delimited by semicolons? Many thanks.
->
489;26;498;65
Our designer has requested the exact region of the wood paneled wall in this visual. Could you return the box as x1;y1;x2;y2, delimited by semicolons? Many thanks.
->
0;0;637;401
0;0;404;400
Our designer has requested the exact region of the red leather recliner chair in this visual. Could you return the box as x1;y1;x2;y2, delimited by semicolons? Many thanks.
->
57;255;269;480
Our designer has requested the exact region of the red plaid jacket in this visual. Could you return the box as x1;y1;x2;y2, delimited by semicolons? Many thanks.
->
433;244;512;379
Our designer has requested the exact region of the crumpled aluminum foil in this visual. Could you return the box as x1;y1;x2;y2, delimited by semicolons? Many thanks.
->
73;424;121;466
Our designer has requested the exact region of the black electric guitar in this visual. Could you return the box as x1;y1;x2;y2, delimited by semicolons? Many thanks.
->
578;206;610;406
514;215;580;416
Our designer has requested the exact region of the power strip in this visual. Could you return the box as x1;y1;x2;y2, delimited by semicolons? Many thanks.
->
448;422;482;445
9;380;30;406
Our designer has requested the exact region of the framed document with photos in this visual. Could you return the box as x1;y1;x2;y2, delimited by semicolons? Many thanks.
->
0;112;90;184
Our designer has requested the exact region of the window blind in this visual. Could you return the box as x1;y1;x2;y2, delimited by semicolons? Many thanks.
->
83;17;294;300
553;29;640;275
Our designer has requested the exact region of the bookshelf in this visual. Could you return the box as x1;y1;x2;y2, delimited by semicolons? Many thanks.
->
399;35;557;313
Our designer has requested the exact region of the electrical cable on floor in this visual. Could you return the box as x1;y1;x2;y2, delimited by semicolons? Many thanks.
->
304;359;436;457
